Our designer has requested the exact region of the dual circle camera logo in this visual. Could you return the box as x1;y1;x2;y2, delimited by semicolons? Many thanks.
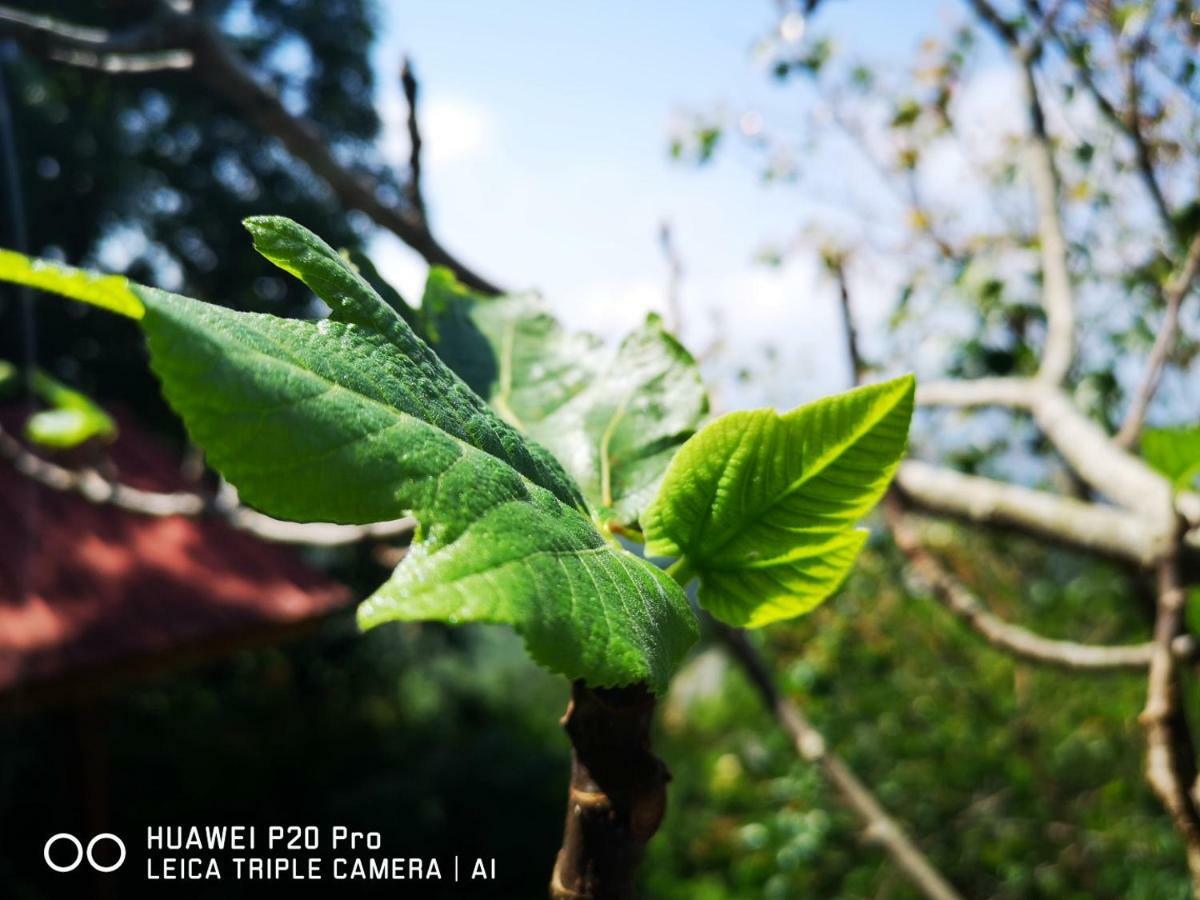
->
44;833;126;873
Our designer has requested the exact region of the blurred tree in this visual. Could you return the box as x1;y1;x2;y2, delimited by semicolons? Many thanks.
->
1;0;387;422
660;0;1200;895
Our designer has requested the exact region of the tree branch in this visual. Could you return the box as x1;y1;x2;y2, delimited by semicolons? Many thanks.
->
965;0;1074;385
883;495;1191;670
400;56;426;223
1115;230;1200;449
0;3;501;293
1141;551;1200;894
658;221;685;336
550;682;668;900
0;423;414;547
713;622;965;900
895;460;1166;566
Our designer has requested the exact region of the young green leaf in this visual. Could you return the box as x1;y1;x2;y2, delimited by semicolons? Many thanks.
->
0;250;144;318
643;375;915;628
525;316;709;527
420;268;708;527
425;277;602;427
1142;425;1200;492
0;219;698;692
24;370;118;450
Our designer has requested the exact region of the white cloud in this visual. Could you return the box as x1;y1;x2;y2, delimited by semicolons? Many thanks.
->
380;89;495;170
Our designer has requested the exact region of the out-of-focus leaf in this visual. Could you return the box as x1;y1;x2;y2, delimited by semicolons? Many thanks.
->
1142;425;1200;491
24;370;117;449
421;268;709;528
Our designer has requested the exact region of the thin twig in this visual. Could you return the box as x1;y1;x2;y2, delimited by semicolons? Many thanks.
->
658;221;685;336
713;622;965;900
1115;231;1200;448
400;56;426;222
0;2;500;293
0;423;414;547
966;0;1074;385
884;495;1192;670
826;251;866;383
1141;551;1200;894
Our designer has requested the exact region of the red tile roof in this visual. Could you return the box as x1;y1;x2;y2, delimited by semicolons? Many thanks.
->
0;406;352;696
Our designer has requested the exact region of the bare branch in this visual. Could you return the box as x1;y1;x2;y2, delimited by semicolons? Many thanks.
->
1021;62;1074;385
0;3;501;294
1115;231;1200;449
0;423;414;547
916;376;1035;408
1141;552;1200;893
895;460;1166;566
1044;20;1175;234
0;4;185;59
1029;387;1175;526
883;495;1186;670
658;221;685;336
400;56;426;222
917;374;1177;537
713;621;965;900
965;0;1074;384
825;250;866;383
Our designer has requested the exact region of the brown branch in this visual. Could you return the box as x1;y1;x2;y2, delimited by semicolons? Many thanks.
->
883;495;1191;670
550;682;668;900
1115;230;1200;449
1141;551;1200;894
400;56;426;222
713;622;965;900
826;250;866;383
0;3;500;294
0;423;414;547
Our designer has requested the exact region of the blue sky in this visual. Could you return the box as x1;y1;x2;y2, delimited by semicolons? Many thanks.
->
368;1;968;408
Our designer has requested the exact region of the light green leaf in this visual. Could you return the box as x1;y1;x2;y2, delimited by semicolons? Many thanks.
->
24;370;117;449
0;250;143;318
644;375;915;628
0;219;697;691
0;359;17;394
525;315;709;527
420;268;708;527
1142;425;1200;492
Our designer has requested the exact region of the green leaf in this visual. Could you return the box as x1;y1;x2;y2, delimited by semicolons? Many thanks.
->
0;219;697;692
421;268;708;527
1142;426;1200;492
241;217;586;511
644;375;915;628
525;315;709;527
24;370;118;449
0;359;17;395
343;248;424;336
0;250;143;318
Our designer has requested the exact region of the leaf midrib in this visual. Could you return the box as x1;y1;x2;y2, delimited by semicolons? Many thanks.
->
693;392;906;561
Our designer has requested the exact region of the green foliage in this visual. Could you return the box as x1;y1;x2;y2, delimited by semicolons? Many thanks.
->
24;370;117;450
419;267;709;528
0;217;698;693
1142;426;1200;492
0;359;17;395
648;534;1188;899
644;376;914;627
0;250;143;319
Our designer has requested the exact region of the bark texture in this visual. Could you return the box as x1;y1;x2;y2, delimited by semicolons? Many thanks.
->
550;682;668;899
